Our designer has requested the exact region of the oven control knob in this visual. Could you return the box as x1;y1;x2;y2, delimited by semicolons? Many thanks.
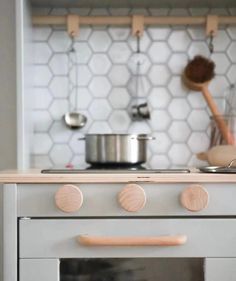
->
180;184;209;212
118;184;146;212
55;184;83;213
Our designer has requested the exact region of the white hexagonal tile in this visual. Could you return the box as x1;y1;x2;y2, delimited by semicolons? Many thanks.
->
50;144;72;166
89;30;112;52
187;27;205;40
209;76;229;98
73;42;92;64
168;76;189;97
128;122;151;134
33;88;52;110
108;42;131;64
33;27;52;41
49;99;69;120
71;155;88;169
147;27;171;40
68;7;90;15
89;99;112;120
74;88;93;109
188;109;210;131
227;42;236;63
227;26;236;40
211;53;230;74
89;77;111;97
169;8;189;16
188;42;209;58
168;99;191;120
34;42;52;64
49;76;68;98
187;154;208;168
168;30;191;52
168;121;191;142
128;53;151;75
34;65;52;87
128;76;151;97
108;88;130;109
88;54;111;75
109;8;130;16
148;42;171;63
90;8;109;16
149;87;171;109
188;132;210;153
149;132;171;153
227;65;236;84
168;54;188;75
149;155;170;169
189;8;209;16
33;111;53;132
128;32;151;52
149;65;171;86
109;110;131;132
49;121;72;143
150;110;171;130
48;31;71;52
108;65;130;86
168;144;191;166
50;7;67;15
187;93;206;109
213;30;231;52
108;27;130;41
77;65;92;86
49;54;68;75
31;155;53;169
69;132;85;154
149;8;169;16
32;133;52;154
89;121;112;133
75;27;92;41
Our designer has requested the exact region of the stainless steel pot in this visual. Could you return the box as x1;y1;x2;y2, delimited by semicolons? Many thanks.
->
78;134;155;165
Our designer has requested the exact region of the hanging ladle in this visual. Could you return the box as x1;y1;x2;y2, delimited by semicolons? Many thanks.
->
63;36;87;130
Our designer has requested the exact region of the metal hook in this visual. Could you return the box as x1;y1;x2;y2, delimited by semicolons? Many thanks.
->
208;31;214;54
136;31;141;54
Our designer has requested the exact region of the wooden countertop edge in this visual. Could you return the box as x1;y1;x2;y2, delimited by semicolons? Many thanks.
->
0;169;236;183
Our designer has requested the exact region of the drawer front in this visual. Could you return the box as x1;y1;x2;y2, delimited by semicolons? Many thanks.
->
18;183;236;217
20;219;236;258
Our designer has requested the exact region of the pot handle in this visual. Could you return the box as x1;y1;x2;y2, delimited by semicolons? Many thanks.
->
78;137;85;141
134;136;156;140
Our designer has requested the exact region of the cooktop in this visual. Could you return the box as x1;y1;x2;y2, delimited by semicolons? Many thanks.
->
41;168;190;174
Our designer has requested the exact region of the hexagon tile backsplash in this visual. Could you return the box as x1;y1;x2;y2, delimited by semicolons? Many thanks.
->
31;7;236;169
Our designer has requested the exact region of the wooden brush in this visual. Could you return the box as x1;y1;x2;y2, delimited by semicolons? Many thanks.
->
183;55;234;145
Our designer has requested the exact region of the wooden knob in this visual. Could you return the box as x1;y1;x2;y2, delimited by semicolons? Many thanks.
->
118;184;146;212
180;184;209;212
55;184;83;213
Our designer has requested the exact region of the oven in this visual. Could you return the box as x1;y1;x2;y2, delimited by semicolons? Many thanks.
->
16;181;236;281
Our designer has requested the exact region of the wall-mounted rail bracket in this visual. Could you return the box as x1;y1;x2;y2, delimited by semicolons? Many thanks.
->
67;14;80;37
132;15;144;36
206;14;219;36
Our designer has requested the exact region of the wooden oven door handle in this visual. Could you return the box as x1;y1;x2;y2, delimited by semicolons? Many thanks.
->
78;235;187;246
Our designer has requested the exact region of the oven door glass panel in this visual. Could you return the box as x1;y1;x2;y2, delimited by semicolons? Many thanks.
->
60;258;204;281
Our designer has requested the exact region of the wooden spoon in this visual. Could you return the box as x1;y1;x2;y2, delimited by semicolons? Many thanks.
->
182;73;234;145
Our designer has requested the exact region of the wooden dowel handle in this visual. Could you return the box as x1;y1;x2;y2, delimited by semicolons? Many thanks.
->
78;235;187;246
201;86;235;145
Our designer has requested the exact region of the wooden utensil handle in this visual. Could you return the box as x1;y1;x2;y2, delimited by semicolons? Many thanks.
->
78;235;187;246
202;86;234;145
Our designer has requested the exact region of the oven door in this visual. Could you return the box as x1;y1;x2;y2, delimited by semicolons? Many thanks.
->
19;258;236;281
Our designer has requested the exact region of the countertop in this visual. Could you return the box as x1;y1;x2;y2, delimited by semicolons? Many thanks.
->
1;169;236;183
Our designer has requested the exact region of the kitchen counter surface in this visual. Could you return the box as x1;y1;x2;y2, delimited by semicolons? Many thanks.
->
1;169;236;183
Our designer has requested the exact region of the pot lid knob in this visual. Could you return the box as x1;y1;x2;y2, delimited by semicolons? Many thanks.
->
118;184;146;212
55;184;83;213
180;184;209;212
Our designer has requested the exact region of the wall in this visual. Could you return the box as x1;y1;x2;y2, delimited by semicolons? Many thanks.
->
0;0;17;279
31;7;236;169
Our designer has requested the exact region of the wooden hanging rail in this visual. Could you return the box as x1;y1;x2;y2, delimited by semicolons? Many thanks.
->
32;15;236;26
